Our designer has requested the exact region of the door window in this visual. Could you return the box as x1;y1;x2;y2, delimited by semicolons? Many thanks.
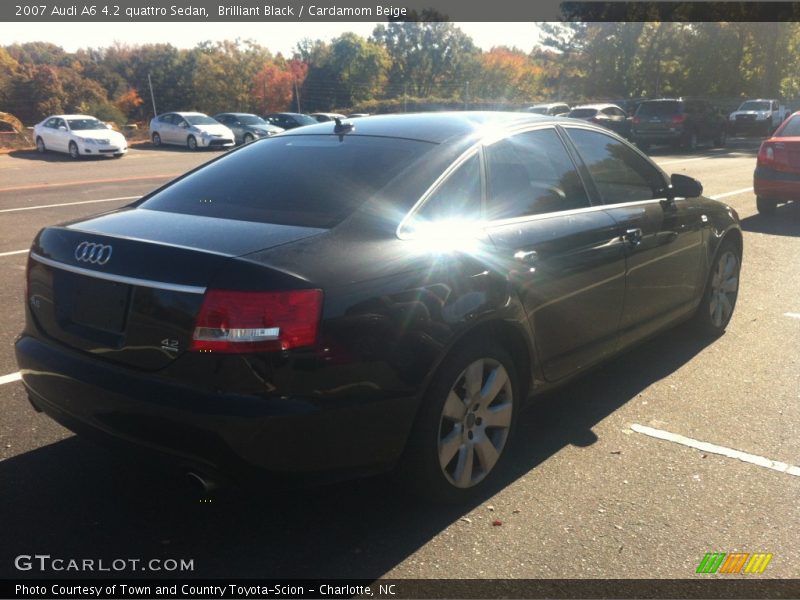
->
485;128;589;220
567;128;667;204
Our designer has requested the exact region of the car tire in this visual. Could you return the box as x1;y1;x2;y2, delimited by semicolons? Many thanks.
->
756;196;777;215
243;133;254;144
68;141;80;160
713;128;727;148
187;135;198;151
35;137;46;154
112;153;124;159
151;132;161;147
399;339;519;504
636;140;650;152
692;239;741;337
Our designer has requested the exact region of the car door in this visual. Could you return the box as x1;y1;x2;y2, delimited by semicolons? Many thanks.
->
484;127;627;382
39;118;60;150
51;118;70;152
564;126;705;347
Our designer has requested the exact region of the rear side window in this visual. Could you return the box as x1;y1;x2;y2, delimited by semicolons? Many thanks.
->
636;101;681;117
567;128;667;204
414;154;482;224
569;109;597;118
777;115;800;137
139;135;435;228
486;128;589;220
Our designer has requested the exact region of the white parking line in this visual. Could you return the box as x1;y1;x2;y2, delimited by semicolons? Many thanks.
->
631;423;800;477
0;249;28;257
785;312;800;320
656;156;713;167
710;187;753;200
0;195;139;214
0;372;21;386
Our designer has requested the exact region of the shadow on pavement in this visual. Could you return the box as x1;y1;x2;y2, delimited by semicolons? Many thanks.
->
0;323;715;580
740;201;800;237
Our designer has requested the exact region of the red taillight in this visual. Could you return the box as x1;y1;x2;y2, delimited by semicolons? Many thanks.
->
190;289;323;353
632;116;641;125
671;114;686;124
758;142;775;166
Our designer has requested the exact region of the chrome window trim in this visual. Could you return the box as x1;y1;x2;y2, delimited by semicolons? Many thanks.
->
397;122;577;240
30;253;207;295
396;120;688;239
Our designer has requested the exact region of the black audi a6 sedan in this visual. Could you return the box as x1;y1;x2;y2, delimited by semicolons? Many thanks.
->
16;112;742;502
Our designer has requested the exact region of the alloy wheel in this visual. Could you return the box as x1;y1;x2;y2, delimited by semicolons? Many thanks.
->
438;358;513;489
709;250;739;328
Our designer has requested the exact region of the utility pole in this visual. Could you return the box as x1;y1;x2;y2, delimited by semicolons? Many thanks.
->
403;83;408;113
464;81;469;111
294;79;301;113
147;73;157;117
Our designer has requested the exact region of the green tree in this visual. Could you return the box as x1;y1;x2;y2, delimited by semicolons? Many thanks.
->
371;14;479;98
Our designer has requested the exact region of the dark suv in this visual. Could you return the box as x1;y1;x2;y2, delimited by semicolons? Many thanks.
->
631;99;728;151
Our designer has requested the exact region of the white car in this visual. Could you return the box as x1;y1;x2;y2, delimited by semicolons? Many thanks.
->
149;112;235;150
34;115;128;159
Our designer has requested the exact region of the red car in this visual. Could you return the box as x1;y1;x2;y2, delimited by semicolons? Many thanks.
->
754;111;800;214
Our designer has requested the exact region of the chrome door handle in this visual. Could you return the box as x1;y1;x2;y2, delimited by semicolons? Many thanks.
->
622;228;643;246
513;249;538;264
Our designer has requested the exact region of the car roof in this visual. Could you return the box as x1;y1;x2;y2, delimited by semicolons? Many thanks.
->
267;112;307;117
528;102;569;108
214;112;259;117
572;103;621;110
281;111;554;144
50;114;97;119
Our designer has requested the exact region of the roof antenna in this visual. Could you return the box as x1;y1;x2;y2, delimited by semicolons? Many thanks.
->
334;117;354;135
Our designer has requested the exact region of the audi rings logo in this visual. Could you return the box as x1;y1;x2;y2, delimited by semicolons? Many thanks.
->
74;241;113;265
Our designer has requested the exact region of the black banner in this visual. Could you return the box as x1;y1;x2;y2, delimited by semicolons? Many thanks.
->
4;579;800;599
2;1;800;22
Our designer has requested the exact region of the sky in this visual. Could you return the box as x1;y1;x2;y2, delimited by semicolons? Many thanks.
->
6;22;544;55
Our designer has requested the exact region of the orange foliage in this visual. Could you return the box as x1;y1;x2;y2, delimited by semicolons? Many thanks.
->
252;58;308;113
114;88;144;117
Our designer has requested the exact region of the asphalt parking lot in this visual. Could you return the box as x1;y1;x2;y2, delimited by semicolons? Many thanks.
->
0;138;797;582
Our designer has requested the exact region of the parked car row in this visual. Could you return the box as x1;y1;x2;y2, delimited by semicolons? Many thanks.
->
147;110;371;151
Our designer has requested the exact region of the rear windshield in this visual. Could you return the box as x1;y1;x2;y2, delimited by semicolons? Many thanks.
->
139;135;435;228
568;108;598;118
292;114;318;126
776;115;800;137
739;101;771;111
636;101;681;117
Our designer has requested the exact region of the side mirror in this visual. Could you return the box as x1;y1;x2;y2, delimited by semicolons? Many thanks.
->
58;125;67;131
669;173;703;199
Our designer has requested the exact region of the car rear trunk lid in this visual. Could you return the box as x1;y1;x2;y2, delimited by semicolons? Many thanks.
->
27;209;324;370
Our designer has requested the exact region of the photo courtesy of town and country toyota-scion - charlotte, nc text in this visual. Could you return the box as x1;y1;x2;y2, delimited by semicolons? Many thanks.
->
15;583;389;598
16;3;409;17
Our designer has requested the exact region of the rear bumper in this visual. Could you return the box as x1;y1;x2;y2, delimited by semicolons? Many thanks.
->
632;129;683;143
14;334;416;483
754;166;800;202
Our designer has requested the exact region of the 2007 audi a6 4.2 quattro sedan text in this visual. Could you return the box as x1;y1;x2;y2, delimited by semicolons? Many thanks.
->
15;112;743;502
